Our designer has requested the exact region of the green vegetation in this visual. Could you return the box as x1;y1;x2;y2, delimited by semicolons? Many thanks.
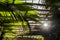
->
0;0;40;40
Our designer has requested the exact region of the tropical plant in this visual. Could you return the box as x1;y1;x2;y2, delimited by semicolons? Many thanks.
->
0;0;40;40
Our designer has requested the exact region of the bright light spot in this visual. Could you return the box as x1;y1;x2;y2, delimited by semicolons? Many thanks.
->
40;21;52;31
43;23;48;27
42;22;49;30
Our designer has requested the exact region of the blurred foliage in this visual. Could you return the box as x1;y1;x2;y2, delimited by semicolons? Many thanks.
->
44;0;60;18
0;0;40;40
44;0;60;8
44;0;60;20
16;35;44;40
